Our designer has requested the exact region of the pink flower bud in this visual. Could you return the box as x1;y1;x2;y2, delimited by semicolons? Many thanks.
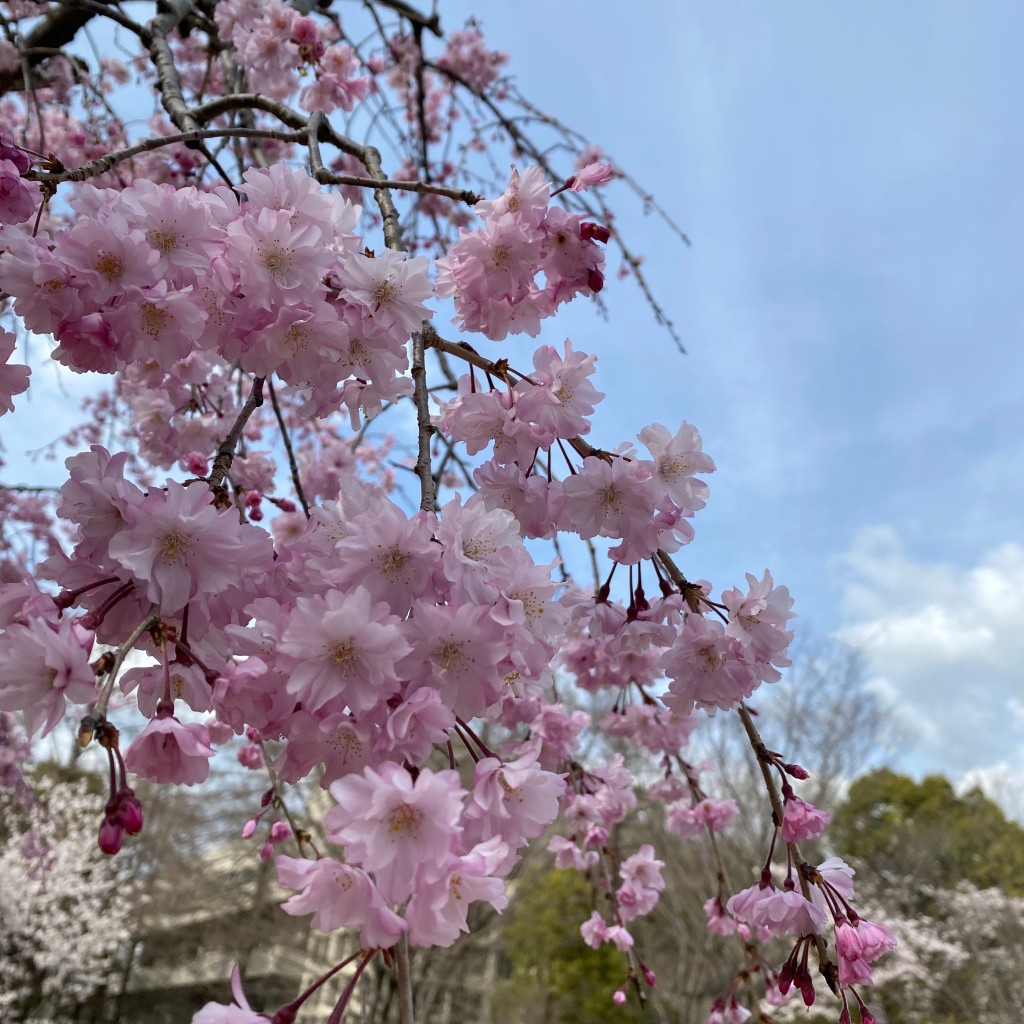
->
237;743;263;770
206;719;234;745
269;820;291;843
98;817;124;855
184;451;209;476
259;840;274;861
612;988;627;1006
242;818;259;840
119;793;144;835
291;16;318;45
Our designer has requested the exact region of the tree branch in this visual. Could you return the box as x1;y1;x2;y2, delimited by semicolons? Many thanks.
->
208;376;265;491
411;329;437;512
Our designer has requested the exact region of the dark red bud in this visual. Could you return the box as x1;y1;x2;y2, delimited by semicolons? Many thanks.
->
580;221;610;243
777;961;793;995
120;794;144;835
98;817;124;855
587;268;605;293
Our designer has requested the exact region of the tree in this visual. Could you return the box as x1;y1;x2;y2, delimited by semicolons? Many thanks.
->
494;867;647;1024
831;770;1024;898
0;3;897;1023
0;716;138;1024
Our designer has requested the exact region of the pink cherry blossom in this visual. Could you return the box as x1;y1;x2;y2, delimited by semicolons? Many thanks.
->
662;614;759;714
0;328;30;415
106;482;238;611
124;704;215;785
0;616;96;737
338;248;432;336
192;965;268;1023
328;502;442;616
0;159;42;223
780;795;831;843
636;421;715;509
405;838;509;947
277;586;409;714
276;855;405;949
835;916;896;964
326;762;465;903
464;744;564;855
580;910;608;949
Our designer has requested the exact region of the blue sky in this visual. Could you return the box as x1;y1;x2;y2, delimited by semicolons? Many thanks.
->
2;2;1022;808
433;1;1024;804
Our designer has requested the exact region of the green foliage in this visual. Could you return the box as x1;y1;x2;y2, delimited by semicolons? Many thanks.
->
493;866;646;1024
831;769;1024;896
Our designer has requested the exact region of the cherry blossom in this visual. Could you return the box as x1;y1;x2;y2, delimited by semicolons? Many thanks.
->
325;762;465;903
0;328;30;414
0;4;894;1019
123;701;215;785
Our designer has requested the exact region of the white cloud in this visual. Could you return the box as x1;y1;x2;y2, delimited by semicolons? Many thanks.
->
836;527;1024;793
957;762;1024;825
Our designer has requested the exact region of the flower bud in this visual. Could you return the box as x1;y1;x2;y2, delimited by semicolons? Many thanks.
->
269;820;291;843
119;792;144;835
98;817;124;855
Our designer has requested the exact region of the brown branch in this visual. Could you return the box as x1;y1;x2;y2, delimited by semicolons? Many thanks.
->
411;329;437;512
31;127;307;184
371;0;442;36
90;604;160;719
145;0;200;134
736;704;838;995
361;144;404;252
0;0;113;97
208;376;265;491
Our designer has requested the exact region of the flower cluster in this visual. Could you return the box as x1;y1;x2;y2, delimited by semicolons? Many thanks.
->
0;164;424;424
435;166;611;339
0;133;41;226
0;7;898;1021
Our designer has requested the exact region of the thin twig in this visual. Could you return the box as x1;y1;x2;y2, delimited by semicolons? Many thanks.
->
266;378;310;519
90;605;160;719
31;128;307;183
